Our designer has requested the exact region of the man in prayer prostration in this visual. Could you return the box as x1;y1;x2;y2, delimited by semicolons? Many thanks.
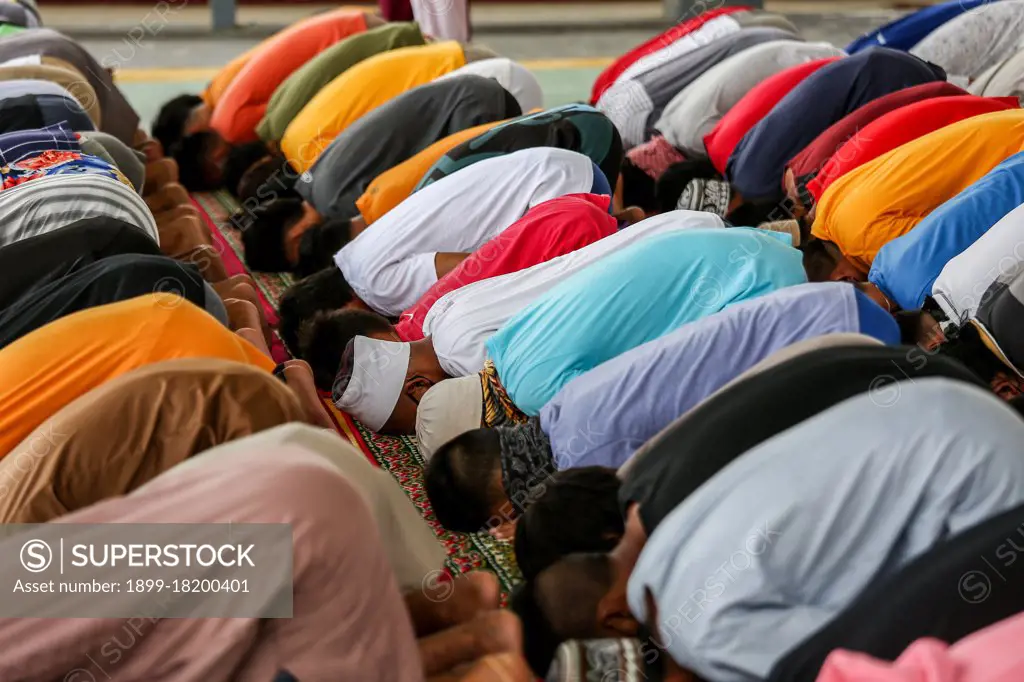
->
276;147;613;328
781;80;969;215
726;47;946;206
597;22;799;148
845;0;997;54
419;282;902;538
331;226;803;436
530;379;1024;682
808;108;1024;279
0;436;532;681
238;74;522;273
295;192;638;370
654;39;845;158
358;104;636;227
805;93;1019;204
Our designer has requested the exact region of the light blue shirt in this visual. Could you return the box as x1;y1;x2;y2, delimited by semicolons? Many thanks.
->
486;227;807;414
540;282;898;470
629;379;1024;682
870;151;1024;310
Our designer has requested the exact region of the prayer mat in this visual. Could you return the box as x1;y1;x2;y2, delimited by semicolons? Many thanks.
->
192;191;523;595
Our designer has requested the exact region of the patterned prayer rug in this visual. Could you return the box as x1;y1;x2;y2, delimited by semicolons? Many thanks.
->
192;190;522;595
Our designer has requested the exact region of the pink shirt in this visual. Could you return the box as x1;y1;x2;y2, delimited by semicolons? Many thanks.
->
816;611;1024;682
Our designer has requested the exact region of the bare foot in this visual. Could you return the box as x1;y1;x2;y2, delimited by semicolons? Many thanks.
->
418;610;522;676
173;244;228;283
157;214;210;256
224;298;262;333
212;279;271;345
145;182;190;214
236;327;272;358
409;571;500;636
453;653;533;682
281;359;335;429
154;203;199;225
145;157;178;190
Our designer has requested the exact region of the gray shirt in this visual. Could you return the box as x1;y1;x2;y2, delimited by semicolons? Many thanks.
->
0;29;139;145
656;41;846;157
911;0;1024;80
297;74;517;219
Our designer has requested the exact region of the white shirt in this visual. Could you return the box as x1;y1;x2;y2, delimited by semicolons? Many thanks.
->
422;210;725;376
932;200;1024;321
435;58;544;112
596;79;653;150
656;41;845;157
335;147;595;317
615;13;742;84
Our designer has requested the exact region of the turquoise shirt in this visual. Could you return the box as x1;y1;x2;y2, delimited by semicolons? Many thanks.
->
486;227;807;414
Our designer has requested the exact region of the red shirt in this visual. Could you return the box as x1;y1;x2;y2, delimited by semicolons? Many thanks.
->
704;57;841;175
395;193;617;341
210;9;368;144
808;94;1021;201
589;5;748;104
786;81;967;194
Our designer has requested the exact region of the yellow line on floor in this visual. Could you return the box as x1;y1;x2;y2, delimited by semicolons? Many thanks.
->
113;55;614;83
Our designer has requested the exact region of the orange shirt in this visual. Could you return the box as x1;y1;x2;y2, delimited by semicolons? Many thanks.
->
811;109;1024;272
356;120;503;224
0;294;274;459
201;45;258;109
282;41;466;173
210;8;369;144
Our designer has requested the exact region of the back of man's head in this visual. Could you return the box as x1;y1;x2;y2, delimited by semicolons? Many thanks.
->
278;267;354;354
425;428;505;533
300;309;394;390
515;467;623;581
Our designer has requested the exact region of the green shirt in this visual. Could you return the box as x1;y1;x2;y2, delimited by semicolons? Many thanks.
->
256;22;425;143
0;24;26;38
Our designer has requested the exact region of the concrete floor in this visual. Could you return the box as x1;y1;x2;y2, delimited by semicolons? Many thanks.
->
79;11;898;128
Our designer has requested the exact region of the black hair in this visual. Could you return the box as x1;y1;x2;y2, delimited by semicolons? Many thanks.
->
300;309;394;390
726;200;786;228
514;467;623;581
295;217;352;278
653;158;720;213
174;132;222;192
236;154;299;205
619;157;657;212
223;142;273;198
534;553;614;641
894;310;928;344
152;93;202;155
277;267;355;355
424;428;505;533
238;198;305;273
936;322;1006;384
509;581;563;677
801;239;838;282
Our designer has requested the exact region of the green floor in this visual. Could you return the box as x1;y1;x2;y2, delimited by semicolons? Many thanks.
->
121;67;601;131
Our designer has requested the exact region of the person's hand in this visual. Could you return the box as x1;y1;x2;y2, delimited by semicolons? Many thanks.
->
487;518;517;541
456;653;533;682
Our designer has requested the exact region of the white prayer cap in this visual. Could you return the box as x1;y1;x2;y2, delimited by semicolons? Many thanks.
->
415;375;483;460
332;336;411;432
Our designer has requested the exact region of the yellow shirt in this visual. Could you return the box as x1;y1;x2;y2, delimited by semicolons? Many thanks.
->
812;109;1024;272
281;41;466;173
0;294;275;459
356;120;503;224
